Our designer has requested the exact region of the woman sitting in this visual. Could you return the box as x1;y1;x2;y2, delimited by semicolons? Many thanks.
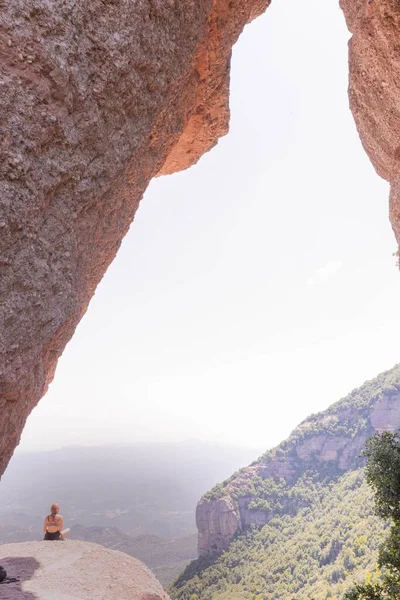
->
43;503;69;540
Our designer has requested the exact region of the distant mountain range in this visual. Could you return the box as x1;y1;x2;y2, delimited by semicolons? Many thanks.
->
170;364;400;600
0;439;258;584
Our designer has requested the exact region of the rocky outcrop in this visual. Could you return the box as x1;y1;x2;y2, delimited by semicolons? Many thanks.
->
0;539;169;599
197;367;400;556
0;0;270;477
340;0;400;246
196;496;241;556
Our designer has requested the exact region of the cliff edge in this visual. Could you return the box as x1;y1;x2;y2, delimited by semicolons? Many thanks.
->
0;539;169;599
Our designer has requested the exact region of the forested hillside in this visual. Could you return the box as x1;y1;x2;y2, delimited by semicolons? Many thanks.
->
170;365;400;599
171;470;386;600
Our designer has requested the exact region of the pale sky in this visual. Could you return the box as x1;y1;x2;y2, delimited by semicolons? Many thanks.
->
18;0;400;454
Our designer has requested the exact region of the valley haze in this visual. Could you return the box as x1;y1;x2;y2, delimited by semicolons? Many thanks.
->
0;440;259;584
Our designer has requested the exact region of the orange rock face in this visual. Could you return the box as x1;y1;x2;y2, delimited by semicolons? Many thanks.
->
0;0;270;477
159;0;269;175
340;0;400;241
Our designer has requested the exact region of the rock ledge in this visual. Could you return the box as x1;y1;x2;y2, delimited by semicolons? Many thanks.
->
0;540;169;600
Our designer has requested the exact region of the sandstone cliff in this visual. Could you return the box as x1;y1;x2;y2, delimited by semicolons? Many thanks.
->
197;364;400;556
0;539;169;599
0;0;270;477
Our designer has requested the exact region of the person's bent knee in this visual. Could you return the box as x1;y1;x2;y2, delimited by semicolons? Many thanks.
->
44;531;61;541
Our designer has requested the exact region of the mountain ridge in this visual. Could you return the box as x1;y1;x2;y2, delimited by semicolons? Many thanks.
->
169;364;400;600
195;364;400;557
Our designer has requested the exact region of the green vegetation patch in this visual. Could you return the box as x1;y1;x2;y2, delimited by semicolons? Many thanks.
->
170;470;387;600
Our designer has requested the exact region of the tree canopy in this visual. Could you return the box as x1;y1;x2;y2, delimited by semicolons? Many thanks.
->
345;432;400;600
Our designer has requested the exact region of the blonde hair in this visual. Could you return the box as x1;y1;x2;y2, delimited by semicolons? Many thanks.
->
50;503;59;514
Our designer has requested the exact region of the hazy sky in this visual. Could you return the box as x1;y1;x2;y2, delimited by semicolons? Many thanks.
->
18;0;400;454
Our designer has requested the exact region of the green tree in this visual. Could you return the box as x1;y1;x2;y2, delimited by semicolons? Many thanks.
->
345;432;400;600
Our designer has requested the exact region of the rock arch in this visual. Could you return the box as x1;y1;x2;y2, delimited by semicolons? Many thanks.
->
1;0;399;476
